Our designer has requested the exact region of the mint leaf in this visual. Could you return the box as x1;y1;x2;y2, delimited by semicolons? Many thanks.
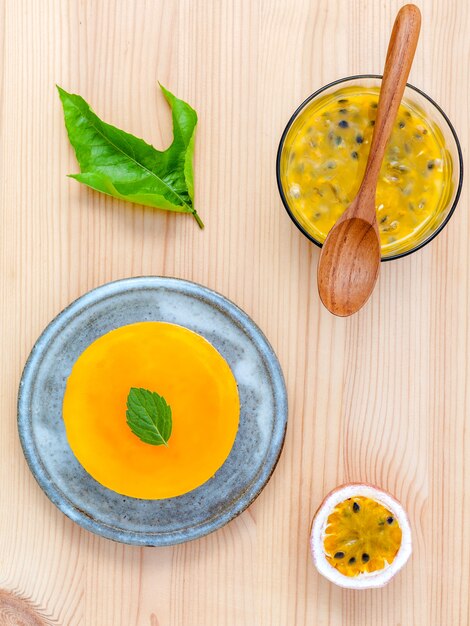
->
57;84;204;228
126;387;172;446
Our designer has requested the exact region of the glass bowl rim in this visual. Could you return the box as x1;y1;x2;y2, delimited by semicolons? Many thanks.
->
276;73;464;261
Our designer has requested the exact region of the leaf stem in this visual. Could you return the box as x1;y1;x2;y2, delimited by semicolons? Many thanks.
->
192;210;205;229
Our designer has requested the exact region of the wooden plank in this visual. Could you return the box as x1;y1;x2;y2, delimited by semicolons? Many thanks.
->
0;0;468;624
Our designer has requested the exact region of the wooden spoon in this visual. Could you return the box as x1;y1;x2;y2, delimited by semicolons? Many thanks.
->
317;4;421;316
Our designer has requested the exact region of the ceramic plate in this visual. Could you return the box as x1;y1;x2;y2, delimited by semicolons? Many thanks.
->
17;277;287;546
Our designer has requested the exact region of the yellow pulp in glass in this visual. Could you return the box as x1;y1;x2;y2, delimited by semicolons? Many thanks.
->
63;322;240;499
324;496;402;577
280;86;453;256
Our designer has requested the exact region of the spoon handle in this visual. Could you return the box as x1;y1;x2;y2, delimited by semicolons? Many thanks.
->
360;4;421;194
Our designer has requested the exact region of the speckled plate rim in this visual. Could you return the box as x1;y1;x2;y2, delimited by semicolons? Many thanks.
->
17;276;288;546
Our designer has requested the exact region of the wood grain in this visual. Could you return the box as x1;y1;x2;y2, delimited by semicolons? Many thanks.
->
0;0;469;624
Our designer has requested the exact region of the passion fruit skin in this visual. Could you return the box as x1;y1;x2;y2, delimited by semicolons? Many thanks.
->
310;483;412;590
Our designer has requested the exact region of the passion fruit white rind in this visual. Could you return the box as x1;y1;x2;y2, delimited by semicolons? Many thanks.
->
310;483;412;589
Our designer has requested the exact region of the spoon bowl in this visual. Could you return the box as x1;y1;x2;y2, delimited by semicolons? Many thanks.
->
317;217;381;317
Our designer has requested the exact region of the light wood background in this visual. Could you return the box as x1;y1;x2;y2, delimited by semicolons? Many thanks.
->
0;0;468;624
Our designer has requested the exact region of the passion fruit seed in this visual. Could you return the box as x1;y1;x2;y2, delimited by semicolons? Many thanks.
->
362;553;370;563
348;557;356;565
334;551;345;559
353;501;360;512
387;516;394;524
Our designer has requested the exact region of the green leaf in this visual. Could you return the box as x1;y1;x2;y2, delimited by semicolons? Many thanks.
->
57;84;204;228
126;387;173;446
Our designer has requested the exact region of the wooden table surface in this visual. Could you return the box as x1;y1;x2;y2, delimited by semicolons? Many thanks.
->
1;1;469;624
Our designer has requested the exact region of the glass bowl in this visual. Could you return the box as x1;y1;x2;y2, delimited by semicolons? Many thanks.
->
276;75;463;261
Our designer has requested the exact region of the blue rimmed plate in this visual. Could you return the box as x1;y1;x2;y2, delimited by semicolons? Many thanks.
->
17;277;287;546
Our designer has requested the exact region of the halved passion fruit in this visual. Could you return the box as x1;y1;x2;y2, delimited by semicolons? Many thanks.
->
310;484;412;589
